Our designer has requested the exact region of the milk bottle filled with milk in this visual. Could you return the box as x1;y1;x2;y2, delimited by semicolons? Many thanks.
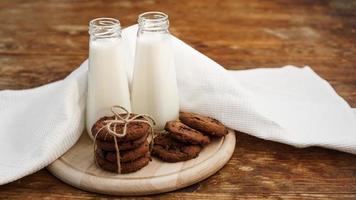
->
131;12;179;131
87;18;131;138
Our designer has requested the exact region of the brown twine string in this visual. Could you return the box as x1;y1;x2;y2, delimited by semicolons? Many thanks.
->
93;105;155;174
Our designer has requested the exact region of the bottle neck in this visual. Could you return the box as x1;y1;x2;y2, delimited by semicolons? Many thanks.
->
138;12;169;34
89;18;121;40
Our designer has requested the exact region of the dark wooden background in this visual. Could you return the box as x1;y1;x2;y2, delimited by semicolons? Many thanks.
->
0;0;355;199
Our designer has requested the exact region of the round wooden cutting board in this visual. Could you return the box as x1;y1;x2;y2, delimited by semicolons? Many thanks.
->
47;130;236;196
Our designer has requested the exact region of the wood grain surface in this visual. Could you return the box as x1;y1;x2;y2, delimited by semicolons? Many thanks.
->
0;0;355;199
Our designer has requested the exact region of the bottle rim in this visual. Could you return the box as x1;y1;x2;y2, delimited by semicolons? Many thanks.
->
89;17;121;37
138;11;168;22
138;11;169;31
89;17;120;28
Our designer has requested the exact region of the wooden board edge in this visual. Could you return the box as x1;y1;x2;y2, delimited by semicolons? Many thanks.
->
47;130;236;196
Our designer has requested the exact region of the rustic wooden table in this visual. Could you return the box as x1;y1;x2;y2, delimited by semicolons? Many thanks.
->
0;0;355;199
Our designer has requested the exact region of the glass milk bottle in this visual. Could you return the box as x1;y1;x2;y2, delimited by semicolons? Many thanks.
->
131;12;179;131
87;18;131;138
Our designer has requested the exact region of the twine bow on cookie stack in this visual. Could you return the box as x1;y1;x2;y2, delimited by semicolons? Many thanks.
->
93;106;155;174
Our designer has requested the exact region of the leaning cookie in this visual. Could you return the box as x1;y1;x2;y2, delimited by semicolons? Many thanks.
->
152;134;202;162
96;152;151;173
165;121;210;145
96;132;149;151
179;112;228;137
91;115;150;142
102;140;150;163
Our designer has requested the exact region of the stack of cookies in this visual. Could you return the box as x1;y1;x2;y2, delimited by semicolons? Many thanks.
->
92;116;152;173
152;112;228;162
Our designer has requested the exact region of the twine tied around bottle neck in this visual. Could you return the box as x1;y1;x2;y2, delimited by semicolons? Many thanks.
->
93;105;155;174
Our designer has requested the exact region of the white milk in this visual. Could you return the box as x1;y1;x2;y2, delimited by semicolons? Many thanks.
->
131;33;179;130
86;37;131;138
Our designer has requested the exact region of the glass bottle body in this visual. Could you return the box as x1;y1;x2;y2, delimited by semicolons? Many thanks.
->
87;18;131;138
131;12;179;130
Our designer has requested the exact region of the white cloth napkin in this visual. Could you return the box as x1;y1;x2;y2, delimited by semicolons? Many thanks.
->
0;25;355;185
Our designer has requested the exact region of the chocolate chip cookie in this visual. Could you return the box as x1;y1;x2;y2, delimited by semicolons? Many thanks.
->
96;132;148;151
179;112;228;137
102;140;150;163
96;152;151;174
91;115;150;142
165;121;210;145
152;134;202;162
